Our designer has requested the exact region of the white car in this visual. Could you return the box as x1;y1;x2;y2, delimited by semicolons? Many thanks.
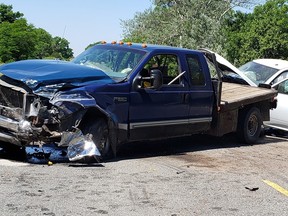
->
239;59;288;131
264;78;288;131
239;59;288;86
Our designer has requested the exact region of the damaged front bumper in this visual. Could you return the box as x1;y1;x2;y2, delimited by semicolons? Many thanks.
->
0;75;101;161
26;129;101;162
0;116;36;145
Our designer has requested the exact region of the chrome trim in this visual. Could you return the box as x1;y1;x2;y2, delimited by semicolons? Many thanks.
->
0;131;21;145
0;79;28;94
131;119;188;129
22;93;27;118
130;117;212;129
0;115;19;132
188;117;212;124
118;123;128;130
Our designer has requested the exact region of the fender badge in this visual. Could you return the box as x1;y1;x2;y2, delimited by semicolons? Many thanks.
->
114;97;127;103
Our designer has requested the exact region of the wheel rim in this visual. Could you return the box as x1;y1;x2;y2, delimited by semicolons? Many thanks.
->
247;114;258;137
97;128;109;155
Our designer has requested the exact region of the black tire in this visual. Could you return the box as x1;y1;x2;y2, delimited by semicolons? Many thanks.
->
81;118;111;161
237;107;263;144
0;143;26;161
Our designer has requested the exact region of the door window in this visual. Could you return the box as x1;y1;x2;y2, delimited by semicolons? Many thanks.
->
140;54;182;86
276;79;288;94
186;55;206;86
272;71;288;85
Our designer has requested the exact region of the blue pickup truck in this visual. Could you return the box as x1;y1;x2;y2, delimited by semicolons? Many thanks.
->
0;42;277;161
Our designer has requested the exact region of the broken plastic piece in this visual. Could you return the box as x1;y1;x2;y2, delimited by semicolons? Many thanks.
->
18;120;32;132
67;139;101;161
61;128;101;161
59;129;83;147
26;144;68;164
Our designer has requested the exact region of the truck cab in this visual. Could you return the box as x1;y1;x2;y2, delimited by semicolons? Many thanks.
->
127;46;215;141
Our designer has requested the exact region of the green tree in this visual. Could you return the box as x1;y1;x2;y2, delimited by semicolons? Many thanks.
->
121;0;261;53
224;0;288;65
51;36;73;60
0;4;74;62
0;4;23;23
0;18;36;62
223;11;252;65
33;28;53;59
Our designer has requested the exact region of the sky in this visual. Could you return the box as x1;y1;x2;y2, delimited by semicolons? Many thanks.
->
1;0;153;56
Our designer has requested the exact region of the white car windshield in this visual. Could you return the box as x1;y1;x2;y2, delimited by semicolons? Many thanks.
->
72;45;146;79
239;61;278;85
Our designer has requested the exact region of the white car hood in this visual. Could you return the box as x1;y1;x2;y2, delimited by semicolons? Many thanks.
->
200;48;257;87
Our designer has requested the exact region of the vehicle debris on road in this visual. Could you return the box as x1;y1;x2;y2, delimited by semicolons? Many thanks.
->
245;187;259;191
61;128;101;161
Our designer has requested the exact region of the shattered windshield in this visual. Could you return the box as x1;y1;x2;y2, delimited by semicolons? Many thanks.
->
72;45;146;78
239;61;278;85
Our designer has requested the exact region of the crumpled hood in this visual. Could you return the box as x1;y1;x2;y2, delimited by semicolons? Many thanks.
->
0;59;115;91
199;48;257;87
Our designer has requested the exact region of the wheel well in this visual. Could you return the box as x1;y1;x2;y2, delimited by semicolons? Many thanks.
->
238;101;270;122
237;106;263;144
77;108;118;157
78;108;108;130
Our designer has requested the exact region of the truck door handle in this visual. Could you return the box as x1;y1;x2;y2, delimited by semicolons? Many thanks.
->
183;93;190;103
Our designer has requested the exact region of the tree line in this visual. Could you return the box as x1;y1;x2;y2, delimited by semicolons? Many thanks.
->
0;4;73;63
121;0;288;66
1;1;288;66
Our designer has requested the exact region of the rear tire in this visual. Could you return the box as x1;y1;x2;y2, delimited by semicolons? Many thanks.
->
237;107;263;144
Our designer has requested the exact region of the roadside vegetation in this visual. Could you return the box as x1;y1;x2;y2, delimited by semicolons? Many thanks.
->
1;0;288;66
121;0;288;66
224;0;288;65
0;4;73;63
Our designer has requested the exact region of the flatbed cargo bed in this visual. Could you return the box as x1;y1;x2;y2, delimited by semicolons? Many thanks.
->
220;82;277;111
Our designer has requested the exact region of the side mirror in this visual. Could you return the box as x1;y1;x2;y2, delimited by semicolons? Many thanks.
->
132;69;163;91
150;69;163;90
258;83;271;89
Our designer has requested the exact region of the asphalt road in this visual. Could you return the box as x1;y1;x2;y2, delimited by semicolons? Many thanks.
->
0;134;287;216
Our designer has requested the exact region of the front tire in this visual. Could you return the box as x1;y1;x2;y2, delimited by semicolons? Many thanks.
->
81;118;111;161
237;107;263;144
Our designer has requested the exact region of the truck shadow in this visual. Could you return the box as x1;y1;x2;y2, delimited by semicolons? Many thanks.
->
114;133;288;162
0;132;287;164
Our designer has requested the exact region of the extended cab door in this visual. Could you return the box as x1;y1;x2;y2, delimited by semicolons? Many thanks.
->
129;52;191;141
185;53;214;132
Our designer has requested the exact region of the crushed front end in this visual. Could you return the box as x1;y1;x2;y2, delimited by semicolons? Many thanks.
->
0;75;65;145
0;74;100;161
0;75;58;146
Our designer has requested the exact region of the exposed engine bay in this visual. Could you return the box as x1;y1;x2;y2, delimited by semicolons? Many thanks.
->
0;74;100;161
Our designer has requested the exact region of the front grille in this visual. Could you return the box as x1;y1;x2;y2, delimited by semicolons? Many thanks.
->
0;85;24;108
